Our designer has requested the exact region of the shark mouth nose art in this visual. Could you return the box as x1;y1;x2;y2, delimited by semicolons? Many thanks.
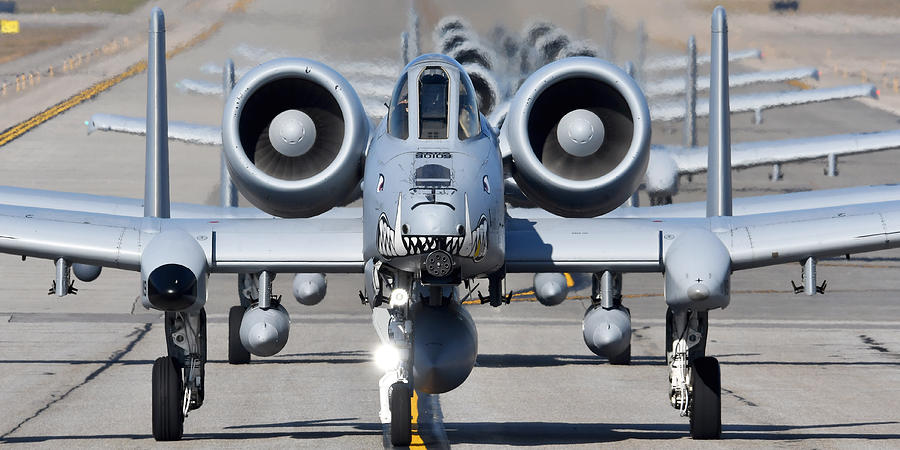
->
377;194;488;261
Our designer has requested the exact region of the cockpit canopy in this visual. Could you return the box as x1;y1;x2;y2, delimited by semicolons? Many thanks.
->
388;54;481;141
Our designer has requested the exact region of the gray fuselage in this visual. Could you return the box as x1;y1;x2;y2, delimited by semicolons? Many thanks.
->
362;55;505;281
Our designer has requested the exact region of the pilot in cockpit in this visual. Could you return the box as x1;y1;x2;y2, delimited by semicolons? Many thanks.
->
387;60;481;142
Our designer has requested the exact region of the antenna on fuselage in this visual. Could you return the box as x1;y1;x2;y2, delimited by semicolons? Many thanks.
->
706;6;732;217
144;7;171;218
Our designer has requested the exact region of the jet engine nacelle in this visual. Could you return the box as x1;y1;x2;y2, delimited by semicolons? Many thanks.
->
240;303;291;357
582;304;631;359
222;58;370;218
140;230;208;312
293;273;326;306
413;301;478;394
503;57;651;217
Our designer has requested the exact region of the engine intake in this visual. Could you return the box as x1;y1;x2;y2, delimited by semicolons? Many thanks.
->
503;57;651;217
222;58;369;217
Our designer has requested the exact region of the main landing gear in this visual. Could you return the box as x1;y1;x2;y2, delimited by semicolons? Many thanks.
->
153;309;207;441
666;307;721;439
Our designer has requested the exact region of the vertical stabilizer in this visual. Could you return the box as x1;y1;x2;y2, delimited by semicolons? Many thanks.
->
706;6;732;217
145;7;170;218
220;59;238;207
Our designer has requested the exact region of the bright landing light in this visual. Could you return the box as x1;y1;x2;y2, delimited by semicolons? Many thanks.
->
389;288;409;307
374;344;401;371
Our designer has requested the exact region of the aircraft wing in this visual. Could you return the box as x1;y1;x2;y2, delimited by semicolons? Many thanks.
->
87;113;222;146
657;129;900;175
0;204;364;273
508;184;900;219
644;67;819;98
650;84;877;121
505;200;900;273
0;186;364;219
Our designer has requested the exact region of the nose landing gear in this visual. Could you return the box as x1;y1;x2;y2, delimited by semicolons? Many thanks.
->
666;307;721;439
152;309;207;441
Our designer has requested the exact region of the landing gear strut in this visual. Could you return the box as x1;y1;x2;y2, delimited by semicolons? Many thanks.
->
152;308;207;441
666;307;720;439
376;271;413;447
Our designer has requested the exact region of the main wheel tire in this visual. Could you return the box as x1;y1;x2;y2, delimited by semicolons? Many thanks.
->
609;344;631;365
228;305;251;365
389;382;412;446
152;356;184;441
690;356;721;439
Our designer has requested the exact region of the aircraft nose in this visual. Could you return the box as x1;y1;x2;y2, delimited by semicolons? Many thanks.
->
405;203;463;236
687;283;710;301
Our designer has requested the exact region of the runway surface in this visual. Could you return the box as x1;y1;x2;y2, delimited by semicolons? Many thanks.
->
0;0;899;447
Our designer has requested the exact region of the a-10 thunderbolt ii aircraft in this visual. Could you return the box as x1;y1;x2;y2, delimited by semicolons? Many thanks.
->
6;6;900;445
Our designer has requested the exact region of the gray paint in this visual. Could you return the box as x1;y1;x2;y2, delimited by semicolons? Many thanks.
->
504;57;651;217
72;263;101;282
221;58;370;218
240;303;290;356
582;304;631;358
533;273;568;306
144;7;170;219
706;6;732;218
292;273;327;305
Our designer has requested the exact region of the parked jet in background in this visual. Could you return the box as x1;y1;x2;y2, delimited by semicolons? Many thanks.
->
5;6;900;446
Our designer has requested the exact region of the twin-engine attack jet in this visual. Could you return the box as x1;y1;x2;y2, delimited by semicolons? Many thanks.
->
4;7;900;445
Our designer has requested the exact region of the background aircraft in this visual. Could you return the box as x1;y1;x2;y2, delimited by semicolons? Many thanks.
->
85;9;900;208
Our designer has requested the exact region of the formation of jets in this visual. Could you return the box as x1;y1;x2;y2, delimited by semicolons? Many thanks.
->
3;5;900;446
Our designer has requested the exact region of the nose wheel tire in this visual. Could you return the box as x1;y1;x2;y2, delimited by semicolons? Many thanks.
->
152;356;184;441
228;305;251;364
690;356;721;439
389;381;412;446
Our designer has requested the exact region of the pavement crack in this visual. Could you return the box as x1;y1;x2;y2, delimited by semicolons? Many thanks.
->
859;334;891;353
722;387;758;407
129;294;142;315
0;322;152;440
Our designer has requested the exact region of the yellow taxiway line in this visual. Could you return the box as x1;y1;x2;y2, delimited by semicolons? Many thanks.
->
0;4;238;149
410;390;426;447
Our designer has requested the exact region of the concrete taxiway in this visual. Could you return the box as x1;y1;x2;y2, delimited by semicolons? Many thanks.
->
0;0;899;448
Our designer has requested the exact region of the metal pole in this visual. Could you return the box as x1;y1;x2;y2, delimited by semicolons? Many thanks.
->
706;6;732;218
